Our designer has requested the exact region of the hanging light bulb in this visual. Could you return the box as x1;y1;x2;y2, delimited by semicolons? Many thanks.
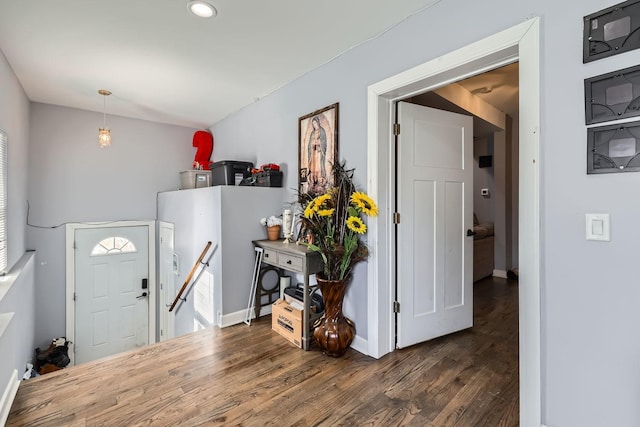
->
98;89;112;148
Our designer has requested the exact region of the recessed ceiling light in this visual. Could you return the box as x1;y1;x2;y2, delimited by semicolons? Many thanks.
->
187;1;217;18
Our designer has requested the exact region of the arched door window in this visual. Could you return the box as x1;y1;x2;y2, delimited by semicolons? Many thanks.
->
91;236;137;256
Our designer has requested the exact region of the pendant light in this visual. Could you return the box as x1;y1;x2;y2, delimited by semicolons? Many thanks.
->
98;89;112;148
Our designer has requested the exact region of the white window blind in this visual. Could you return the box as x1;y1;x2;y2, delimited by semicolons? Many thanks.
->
0;129;6;274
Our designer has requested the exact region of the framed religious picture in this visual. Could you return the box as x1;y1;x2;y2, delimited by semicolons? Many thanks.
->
298;103;339;197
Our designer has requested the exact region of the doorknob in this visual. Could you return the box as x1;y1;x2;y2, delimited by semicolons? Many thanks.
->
136;292;148;299
466;229;476;237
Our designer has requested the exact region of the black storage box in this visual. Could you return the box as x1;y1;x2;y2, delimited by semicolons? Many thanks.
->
210;160;254;186
255;170;283;187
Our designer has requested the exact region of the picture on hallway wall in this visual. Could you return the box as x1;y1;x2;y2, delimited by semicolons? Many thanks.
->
298;103;339;197
587;121;640;173
584;64;640;125
583;0;640;63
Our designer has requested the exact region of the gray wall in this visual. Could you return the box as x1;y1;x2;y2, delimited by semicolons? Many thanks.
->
26;103;197;346
210;0;640;425
158;186;284;336
0;49;34;394
473;135;494;224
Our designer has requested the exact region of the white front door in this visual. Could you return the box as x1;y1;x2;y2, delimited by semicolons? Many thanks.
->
74;226;149;364
396;101;473;349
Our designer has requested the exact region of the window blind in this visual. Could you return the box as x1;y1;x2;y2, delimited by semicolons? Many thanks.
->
0;129;6;274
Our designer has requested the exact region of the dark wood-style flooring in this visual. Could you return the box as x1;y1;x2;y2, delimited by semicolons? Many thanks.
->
8;277;518;426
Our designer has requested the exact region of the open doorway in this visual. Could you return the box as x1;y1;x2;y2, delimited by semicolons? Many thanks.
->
402;62;519;286
366;18;540;426
391;60;520;347
392;62;520;419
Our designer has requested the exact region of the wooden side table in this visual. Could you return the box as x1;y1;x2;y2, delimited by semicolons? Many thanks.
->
252;239;324;350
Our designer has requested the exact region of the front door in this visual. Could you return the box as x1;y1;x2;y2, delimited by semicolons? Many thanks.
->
74;226;149;364
396;101;473;349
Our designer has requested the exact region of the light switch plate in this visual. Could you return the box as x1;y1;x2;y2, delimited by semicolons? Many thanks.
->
585;213;610;241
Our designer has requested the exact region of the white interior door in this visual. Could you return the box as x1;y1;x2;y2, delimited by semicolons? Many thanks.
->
396;101;473;349
74;226;149;364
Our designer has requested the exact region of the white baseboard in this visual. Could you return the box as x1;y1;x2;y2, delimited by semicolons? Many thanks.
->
220;308;369;357
350;334;368;356
493;269;508;279
219;305;273;328
0;369;19;426
220;307;369;359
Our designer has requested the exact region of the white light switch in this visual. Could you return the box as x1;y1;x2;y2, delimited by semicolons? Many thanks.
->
586;213;610;241
591;219;603;235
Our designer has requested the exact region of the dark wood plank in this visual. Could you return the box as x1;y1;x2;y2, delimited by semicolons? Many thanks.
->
8;277;518;426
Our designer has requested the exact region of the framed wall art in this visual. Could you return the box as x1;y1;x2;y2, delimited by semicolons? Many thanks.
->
587;121;640;173
583;0;640;63
584;64;640;124
298;103;339;196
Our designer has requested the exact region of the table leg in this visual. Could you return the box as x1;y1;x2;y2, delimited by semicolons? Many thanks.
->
303;269;310;350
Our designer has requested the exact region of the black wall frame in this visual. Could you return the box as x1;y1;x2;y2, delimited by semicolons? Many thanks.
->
583;0;640;63
585;64;640;124
587;121;640;174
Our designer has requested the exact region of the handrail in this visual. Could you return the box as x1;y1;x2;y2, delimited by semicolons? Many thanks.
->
169;241;212;312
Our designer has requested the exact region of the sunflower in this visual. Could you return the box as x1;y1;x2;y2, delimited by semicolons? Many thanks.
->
351;192;379;217
298;162;377;281
317;208;335;217
314;193;331;210
346;216;366;234
303;201;316;219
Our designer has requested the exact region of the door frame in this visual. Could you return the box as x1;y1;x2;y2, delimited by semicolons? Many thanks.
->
366;18;540;426
158;220;176;341
65;220;157;365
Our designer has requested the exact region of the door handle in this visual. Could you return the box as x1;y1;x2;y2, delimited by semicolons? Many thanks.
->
136;292;148;299
466;229;476;237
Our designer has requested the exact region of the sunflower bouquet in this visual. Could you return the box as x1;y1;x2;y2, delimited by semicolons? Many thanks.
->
300;162;378;281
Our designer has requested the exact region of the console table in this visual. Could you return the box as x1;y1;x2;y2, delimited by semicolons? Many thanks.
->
252;239;324;350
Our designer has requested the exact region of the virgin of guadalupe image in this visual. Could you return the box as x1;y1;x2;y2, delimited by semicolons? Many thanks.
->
303;114;333;194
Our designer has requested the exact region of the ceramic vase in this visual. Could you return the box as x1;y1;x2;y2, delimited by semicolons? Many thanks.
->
313;275;355;357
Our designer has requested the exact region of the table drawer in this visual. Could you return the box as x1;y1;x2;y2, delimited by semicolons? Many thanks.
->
262;249;278;265
278;254;303;272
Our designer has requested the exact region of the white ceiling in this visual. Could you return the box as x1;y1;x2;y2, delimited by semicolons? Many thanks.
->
0;0;442;129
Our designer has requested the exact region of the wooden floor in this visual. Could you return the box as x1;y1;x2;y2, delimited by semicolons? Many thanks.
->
8;277;518;426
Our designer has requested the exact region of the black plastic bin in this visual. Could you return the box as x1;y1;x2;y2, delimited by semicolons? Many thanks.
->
210;160;254;186
256;170;283;187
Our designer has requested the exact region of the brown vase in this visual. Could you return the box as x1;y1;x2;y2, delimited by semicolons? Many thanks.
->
313;275;355;357
267;225;281;241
